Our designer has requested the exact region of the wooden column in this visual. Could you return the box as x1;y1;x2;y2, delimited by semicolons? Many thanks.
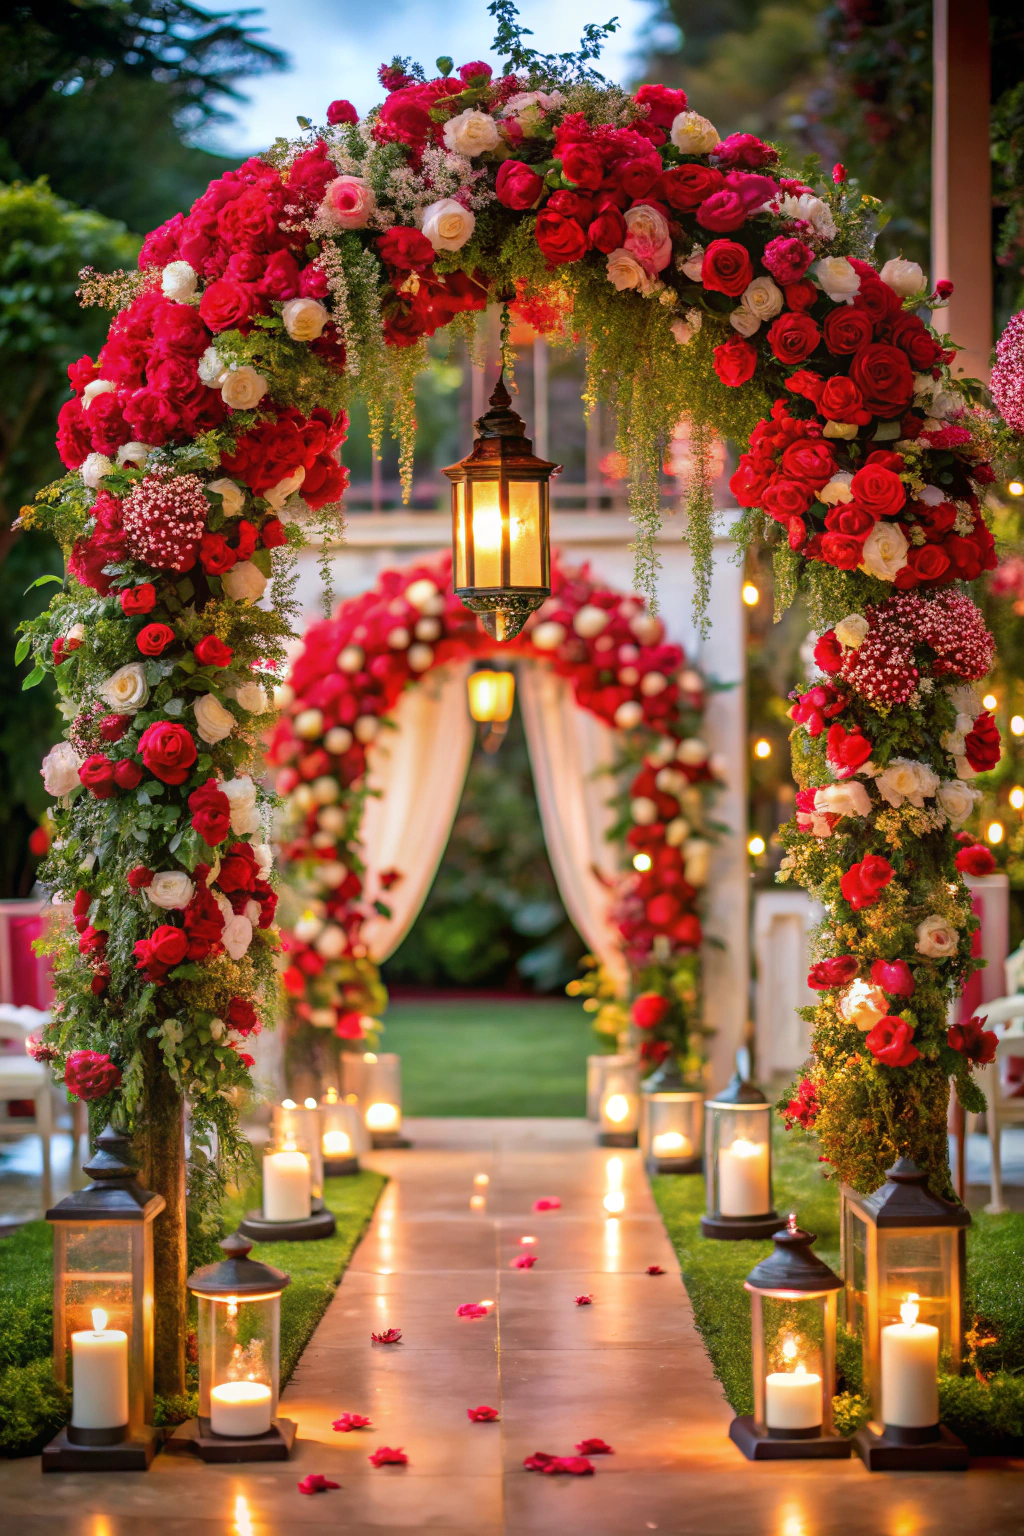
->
931;0;992;382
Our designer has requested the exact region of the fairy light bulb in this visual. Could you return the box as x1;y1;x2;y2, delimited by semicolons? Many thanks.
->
633;852;652;872
983;693;998;711
1010;786;1024;810
748;835;766;856
988;821;1004;845
1009;481;1024;497
742;582;760;607
1011;717;1024;737
754;738;771;759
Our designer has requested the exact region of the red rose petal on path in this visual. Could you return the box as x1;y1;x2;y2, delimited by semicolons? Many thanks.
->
456;1303;489;1318
574;1293;594;1305
370;1327;402;1343
332;1413;371;1431
543;1456;595;1475
298;1473;340;1495
534;1197;561;1211
369;1445;408;1467
467;1405;500;1422
576;1438;614;1455
523;1451;557;1470
646;1265;665;1275
511;1254;538;1269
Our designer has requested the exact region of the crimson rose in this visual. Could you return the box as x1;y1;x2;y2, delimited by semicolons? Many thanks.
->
137;623;175;656
964;712;1001;772
840;855;894;911
225;996;260;1035
955;844;997;877
560;142;604;190
947;1016;998;1065
138;721;197;785
631;992;669;1029
198;278;254;333
495;160;544;210
79;754;116;798
659;164;723;212
822;307;874;356
866;1016;920;1068
701;240;754;297
376;227;436;273
848;342;915;418
65;1050;122;1101
807;956;859;989
189;778;232;845
871;958;916;997
819;532;865;570
818;376;870;425
633;83;688;128
713;336;757;388
120;584;157;616
767;312;821;365
134;924;189;981
535;210;588;265
194;635;233;668
113;760;143;790
813;632;843;672
588;206;626;254
850;465;906;519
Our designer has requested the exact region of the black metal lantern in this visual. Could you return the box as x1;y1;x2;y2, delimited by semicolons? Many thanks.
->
640;1056;703;1174
702;1068;780;1240
443;374;557;641
730;1217;850;1460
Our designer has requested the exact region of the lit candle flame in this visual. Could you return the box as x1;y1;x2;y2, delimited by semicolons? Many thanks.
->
728;1137;759;1158
604;1094;629;1124
782;1336;798;1362
322;1130;351;1155
901;1293;920;1327
91;1308;108;1332
324;1087;338;1104
788;1212;798;1233
304;1097;317;1110
793;1363;807;1379
282;1098;296;1110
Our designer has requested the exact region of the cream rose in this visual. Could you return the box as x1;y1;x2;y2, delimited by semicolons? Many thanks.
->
670;111;720;154
264;466;305;511
860;520;909;581
631;796;659;826
839;980;888;1031
96;662;150;715
835;613;869;648
322;175;376;230
815;782;872;819
161;261;198;301
220;366;268;410
421;198;475;252
873;757;939;809
742;276;784;323
222;561;268;602
41;741;83;797
606;248;650;294
82;379;116;409
729;306;761;337
314;923;347;960
294;708;323;739
405;578;439;611
145;871;195;910
228;680;268;714
775;194;837;240
684;838;711;887
823;421;859;441
670;308;702;346
81;452;113;488
937;778;979;828
207;477;245;516
443;108;499;157
677;738;709;766
614;700;644;729
531;621;566;651
880;258;926;297
818;473;854;506
222;914;254;961
193;694;236;745
815;256;861;304
624;201;670;247
281;298;329;342
116;441;151;469
253;842;273;876
222;775;260;835
946;683;982;718
916;915;959;958
198;346;228;387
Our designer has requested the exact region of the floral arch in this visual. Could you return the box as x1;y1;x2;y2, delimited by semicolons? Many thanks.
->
269;548;719;1090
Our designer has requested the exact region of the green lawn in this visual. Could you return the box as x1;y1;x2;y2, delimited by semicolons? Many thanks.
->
380;996;595;1116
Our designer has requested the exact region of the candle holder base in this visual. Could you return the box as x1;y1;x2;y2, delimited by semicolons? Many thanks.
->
167;1416;296;1463
646;1154;702;1176
370;1132;412;1149
42;1424;158;1472
701;1211;783;1240
729;1416;851;1461
853;1422;968;1472
324;1154;360;1176
598;1131;638;1148
238;1208;336;1242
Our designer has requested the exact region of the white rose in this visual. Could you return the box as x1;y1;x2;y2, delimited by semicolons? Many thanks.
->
531;621;566;651
937;779;979;828
405;579;439;611
815;257;861;304
614;700;644;730
220;366;268;410
253;842;273;876
228;680;268;714
81;453;113;488
145;871;195;910
606;248;650;294
281;298;329;342
116;441;151;469
835;614;869;648
198;347;228;387
839;980;889;1032
96;661;150;715
294;708;323;739
161;261;198;301
815;782;872;819
324;727;352;755
207;477;245;516
874;758;939;809
860;521;909;581
443;108;499;157
670;309;702;346
631;797;659;826
742;276;784;322
573;605;610;638
679;246;705;281
354;715;379;744
880;258;926;297
66;623;87;643
946;683;982;718
408;642;433;671
337;645;364;673
41;741;83;797
222;775;260;835
729;306;761;337
683;838;711;887
677;738;708;766
264;467;305;511
955;756;977;781
82;379;116;410
941;729;965;756
670;111;720;154
774;194;837;240
818;473;854;506
916;915;959;959
314;923;347;960
222;914;253;961
222;561;268;602
421;198;475;252
193;693;236;745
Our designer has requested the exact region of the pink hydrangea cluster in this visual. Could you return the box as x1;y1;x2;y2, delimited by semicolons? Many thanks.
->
827;589;994;706
122;471;210;572
991;309;1024;434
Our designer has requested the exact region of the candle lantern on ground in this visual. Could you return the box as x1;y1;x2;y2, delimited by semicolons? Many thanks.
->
730;1216;850;1460
362;1052;410;1148
238;1125;336;1244
320;1087;361;1175
701;1070;780;1239
43;1121;163;1471
176;1233;294;1461
273;1099;325;1203
444;373;557;642
843;1158;969;1470
596;1056;641;1147
640;1056;703;1174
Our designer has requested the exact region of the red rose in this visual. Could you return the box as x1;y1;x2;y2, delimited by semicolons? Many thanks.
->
712;132;778;169
28;826;50;856
376;226;436;273
137;623;175;657
327;99;358;125
334;1010;363;1039
99;714;130;743
560;142;605;191
819;532;865;570
659;164;724;212
850;465;905;519
199;532;237;576
864;449;905;472
217;842;258;894
225;995;260;1035
138;721;197;785
79;754;116;798
588;206;627;254
198;278;254;333
65;1050;122;1101
897;544;951;585
122;388;180;447
848;342;915;419
616;156;662;199
633;83;688;129
817;376;869;425
889;313;942;371
822;307;874;356
701;240;754;298
127;866;154;890
495;160;544;210
786;368;824;405
964;712;1000;773
955;844;997;877
673;913;702;948
547;189;594;223
534;209;589;266
631;991;670;1029
257;249;302;302
871;958;915;997
866;1016;920;1068
260;517;288;549
826;722;873;777
813;632;843;673
194;635;233;668
113;760;143;789
729;454;773;508
852;273;902;326
134;924;189;980
825;505;875;538
914;501;957;539
713;336;757;388
807;955;859;989
188;778;232;845
696;190;747;232
781;441;835;488
942;534;984;582
762;478;813;521
947;1015;998;1065
120;584;157;616
767;312;821;366
840;855;894;910
784;280;819;312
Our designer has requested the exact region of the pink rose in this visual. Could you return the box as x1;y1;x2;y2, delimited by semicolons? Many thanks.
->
322;176;376;229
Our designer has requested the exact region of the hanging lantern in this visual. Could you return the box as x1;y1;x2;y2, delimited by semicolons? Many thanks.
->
43;1122;163;1471
843;1158;969;1470
320;1088;361;1175
444;374;557;641
362;1052;410;1148
467;667;516;724
701;1069;780;1240
180;1232;295;1461
730;1216;850;1460
640;1056;703;1174
595;1055;641;1147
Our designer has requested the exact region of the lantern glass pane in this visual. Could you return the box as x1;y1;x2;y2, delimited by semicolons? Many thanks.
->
364;1052;402;1134
843;1201;869;1344
877;1229;959;1369
56;1221;148;1434
198;1293;281;1424
453;481;468;588
468;480;503;588
640;1094;702;1162
752;1292;831;1434
508;480;543;587
320;1098;361;1158
272;1104;323;1200
705;1103;772;1218
598;1061;640;1134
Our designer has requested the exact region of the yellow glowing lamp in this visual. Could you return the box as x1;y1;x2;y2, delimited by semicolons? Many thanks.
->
444;374;558;641
467;668;516;724
742;582;760;607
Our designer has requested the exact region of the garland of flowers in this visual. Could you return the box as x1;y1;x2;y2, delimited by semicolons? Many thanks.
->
271;548;719;1084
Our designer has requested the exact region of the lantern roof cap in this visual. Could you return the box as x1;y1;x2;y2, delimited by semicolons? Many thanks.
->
642;1056;700;1095
46;1121;165;1224
442;372;559;479
744;1220;842;1293
706;1069;768;1109
844;1157;971;1228
187;1231;291;1297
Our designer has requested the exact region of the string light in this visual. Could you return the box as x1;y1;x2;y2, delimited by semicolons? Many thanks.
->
1010;786;1024;810
1011;716;1024;737
988;821;1005;845
742;582;760;607
632;852;652;872
983;693;998;711
1009;481;1024;497
754;738;771;759
748;835;766;857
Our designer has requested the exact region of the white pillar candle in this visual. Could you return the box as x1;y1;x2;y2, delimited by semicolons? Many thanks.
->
322;1129;351;1156
71;1309;129;1429
365;1102;399;1133
765;1364;822;1431
881;1295;939;1427
209;1380;272;1437
718;1138;770;1217
652;1131;693;1158
262;1148;311;1221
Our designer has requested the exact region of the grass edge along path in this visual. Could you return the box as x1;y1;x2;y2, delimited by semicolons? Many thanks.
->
651;1134;1024;1454
0;1168;385;1457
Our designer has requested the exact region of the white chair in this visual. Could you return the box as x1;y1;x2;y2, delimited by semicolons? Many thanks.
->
0;1003;54;1211
969;943;1024;1214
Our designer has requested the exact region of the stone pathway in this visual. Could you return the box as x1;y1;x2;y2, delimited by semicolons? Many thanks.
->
3;1117;1024;1533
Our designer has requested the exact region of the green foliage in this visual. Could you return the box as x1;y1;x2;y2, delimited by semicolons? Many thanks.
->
488;0;621;84
0;1358;68;1457
0;1220;53;1372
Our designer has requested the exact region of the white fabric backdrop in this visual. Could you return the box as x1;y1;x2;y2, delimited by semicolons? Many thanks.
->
358;659;475;961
